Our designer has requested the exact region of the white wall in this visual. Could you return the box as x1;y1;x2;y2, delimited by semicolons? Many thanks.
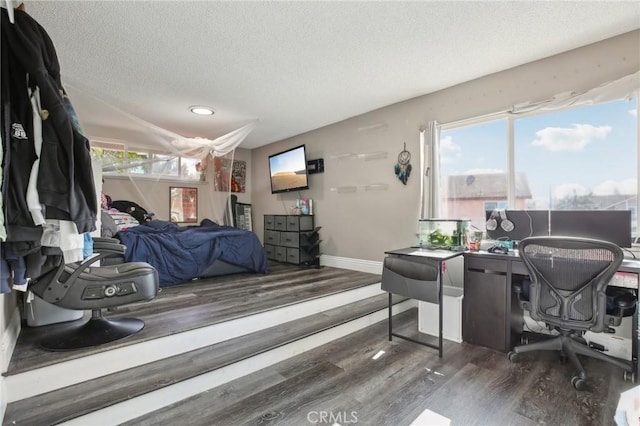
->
251;30;640;263
1;291;20;420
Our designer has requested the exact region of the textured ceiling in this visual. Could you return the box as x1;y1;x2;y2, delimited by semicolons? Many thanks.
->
23;1;640;149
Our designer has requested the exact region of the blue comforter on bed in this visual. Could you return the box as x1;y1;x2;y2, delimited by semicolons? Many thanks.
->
116;220;268;286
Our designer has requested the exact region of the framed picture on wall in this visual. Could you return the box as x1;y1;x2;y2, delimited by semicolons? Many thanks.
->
213;158;246;193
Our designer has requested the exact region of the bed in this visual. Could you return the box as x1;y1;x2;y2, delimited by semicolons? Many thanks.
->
114;219;269;287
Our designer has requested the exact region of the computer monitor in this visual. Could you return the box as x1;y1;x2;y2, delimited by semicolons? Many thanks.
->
549;210;632;248
485;210;550;241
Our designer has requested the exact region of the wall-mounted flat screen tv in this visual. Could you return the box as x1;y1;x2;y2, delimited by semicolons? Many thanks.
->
268;144;309;194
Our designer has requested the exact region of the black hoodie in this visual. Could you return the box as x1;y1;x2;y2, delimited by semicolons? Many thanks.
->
1;8;97;236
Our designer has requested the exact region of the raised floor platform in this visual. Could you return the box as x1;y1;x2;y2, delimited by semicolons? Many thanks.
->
7;262;381;376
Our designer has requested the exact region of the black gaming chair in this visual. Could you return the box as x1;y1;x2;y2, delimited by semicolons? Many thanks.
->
508;236;635;390
28;243;159;351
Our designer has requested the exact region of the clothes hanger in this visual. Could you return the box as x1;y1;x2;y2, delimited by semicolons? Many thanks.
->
3;0;24;24
4;0;14;23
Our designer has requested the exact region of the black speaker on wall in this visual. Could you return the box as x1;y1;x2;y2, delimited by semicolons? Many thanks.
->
307;158;324;174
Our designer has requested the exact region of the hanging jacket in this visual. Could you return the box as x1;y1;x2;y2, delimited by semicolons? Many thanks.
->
1;8;97;235
0;18;42;254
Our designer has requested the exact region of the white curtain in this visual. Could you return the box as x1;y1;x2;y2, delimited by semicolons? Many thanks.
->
420;121;441;219
66;82;257;225
509;70;639;115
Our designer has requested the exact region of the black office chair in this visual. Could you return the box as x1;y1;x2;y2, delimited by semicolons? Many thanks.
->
28;244;159;351
508;236;635;390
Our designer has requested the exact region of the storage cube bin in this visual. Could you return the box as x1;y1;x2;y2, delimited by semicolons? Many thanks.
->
418;286;463;343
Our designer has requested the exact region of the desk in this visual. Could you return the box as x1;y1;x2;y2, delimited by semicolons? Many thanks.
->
384;247;465;357
463;250;639;379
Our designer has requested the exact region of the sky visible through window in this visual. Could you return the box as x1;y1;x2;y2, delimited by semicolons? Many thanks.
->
440;99;638;210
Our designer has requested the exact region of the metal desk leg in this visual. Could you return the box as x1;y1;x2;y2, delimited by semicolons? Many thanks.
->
438;260;443;358
388;293;393;341
386;287;444;357
633;292;638;381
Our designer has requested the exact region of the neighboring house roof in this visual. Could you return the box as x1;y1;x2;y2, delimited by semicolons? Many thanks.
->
443;173;532;199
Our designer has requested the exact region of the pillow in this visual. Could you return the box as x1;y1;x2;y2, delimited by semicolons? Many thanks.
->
108;209;140;231
100;210;118;238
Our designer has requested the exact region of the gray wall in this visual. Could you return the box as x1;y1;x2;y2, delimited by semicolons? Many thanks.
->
251;30;640;263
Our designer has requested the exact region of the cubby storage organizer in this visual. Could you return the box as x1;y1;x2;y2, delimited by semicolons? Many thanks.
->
264;215;321;267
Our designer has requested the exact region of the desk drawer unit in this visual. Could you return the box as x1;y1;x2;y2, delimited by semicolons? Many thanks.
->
275;246;287;263
280;232;299;248
463;269;508;351
264;230;280;246
466;256;508;273
287;215;314;232
274;216;287;231
511;260;529;275
264;244;276;260
264;215;276;230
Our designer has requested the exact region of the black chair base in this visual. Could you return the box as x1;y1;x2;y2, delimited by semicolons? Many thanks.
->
40;311;144;351
510;331;633;389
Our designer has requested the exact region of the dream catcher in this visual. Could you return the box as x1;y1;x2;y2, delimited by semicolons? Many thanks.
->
394;142;412;185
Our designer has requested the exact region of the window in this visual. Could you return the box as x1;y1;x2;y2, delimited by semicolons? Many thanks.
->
91;141;199;180
484;201;507;212
180;157;201;180
439;119;507;232
151;154;179;177
126;150;151;175
91;143;126;174
438;98;638;236
515;100;637;235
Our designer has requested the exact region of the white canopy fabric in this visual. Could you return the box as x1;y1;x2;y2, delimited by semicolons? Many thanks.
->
67;82;257;225
509;70;639;115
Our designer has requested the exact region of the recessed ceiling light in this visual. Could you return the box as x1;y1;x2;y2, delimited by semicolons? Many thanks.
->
189;106;215;116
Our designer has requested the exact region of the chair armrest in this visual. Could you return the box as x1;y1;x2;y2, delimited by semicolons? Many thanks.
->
93;241;126;254
66;250;129;284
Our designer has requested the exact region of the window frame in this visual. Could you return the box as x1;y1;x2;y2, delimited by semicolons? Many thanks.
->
436;98;639;235
91;139;198;181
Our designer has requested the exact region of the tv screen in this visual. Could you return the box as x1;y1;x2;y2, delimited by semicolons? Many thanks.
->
268;145;309;194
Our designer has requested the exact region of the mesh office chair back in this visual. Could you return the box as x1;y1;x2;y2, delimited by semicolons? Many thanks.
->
519;236;623;333
512;236;633;390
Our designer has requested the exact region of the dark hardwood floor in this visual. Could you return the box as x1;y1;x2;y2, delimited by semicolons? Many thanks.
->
127;309;634;426
6;262;381;375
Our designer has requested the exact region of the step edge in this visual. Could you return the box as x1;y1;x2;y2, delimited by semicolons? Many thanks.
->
8;297;412;426
5;283;385;402
60;301;414;426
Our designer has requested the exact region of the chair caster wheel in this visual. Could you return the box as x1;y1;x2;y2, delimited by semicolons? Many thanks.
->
571;376;587;391
508;351;517;362
623;371;636;383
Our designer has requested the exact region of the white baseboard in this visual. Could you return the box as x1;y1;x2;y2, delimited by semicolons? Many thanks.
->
320;255;383;275
1;307;21;374
1;306;21;424
0;375;5;426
